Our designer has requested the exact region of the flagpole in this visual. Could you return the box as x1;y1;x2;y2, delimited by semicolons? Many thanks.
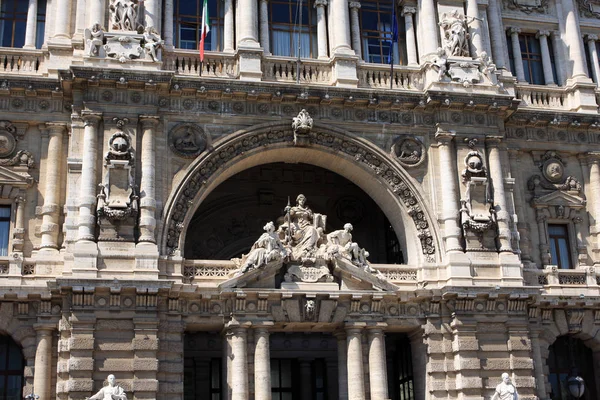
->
296;0;303;84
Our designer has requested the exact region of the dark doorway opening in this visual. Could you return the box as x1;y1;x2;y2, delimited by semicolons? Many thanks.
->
548;335;598;400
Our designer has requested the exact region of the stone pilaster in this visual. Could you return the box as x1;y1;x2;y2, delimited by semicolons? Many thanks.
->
67;315;96;398
402;7;418;65
418;0;439;59
259;0;270;54
13;196;25;253
451;318;482;397
33;324;54;400
228;324;249;400
507;27;525;82
348;2;361;59
138;116;159;244
487;0;506;68
536;30;555;85
24;0;38;49
133;318;160;398
254;326;271;400
507;323;536;399
316;0;329;59
588;153;600;263
536;210;551;266
335;332;349;400
77;112;102;243
346;325;365;400
40;123;66;251
586;35;600;86
157;319;184;400
367;326;388;400
486;139;512;252
508;149;532;263
530;329;548;398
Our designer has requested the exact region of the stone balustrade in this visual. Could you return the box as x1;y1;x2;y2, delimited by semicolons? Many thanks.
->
163;49;239;78
0;48;45;76
262;56;332;84
516;84;567;109
525;266;600;293
357;63;423;90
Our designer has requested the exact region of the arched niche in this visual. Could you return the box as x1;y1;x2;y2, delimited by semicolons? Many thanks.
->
161;122;441;266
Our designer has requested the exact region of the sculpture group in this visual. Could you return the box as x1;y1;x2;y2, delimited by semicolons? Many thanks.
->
233;194;382;282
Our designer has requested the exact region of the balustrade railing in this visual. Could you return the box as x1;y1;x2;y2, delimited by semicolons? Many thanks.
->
163;49;238;78
516;84;567;109
262;56;332;84
0;48;44;75
358;63;423;90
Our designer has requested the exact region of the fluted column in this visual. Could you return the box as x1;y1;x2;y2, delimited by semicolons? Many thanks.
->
349;2;361;59
223;0;234;51
402;7;418;65
562;0;587;79
259;0;270;53
40;123;65;250
536;30;555;85
487;0;506;68
237;0;259;47
346;327;365;400
228;326;249;400
367;328;388;400
466;0;484;57
77;112;102;242
550;31;566;85
33;325;54;400
487;139;512;252
139;116;159;243
254;327;271;400
145;0;160;30
164;0;175;47
315;0;329;59
507;27;525;82
24;0;37;48
52;0;72;40
587;35;600;85
435;130;463;252
330;0;353;54
336;332;349;400
418;0;439;58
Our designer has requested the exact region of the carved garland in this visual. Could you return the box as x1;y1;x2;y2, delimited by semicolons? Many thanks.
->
165;128;436;260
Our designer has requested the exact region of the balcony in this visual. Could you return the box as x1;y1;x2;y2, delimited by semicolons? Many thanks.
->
262;56;332;85
163;49;239;78
0;48;45;76
525;266;600;296
515;84;567;109
357;63;423;91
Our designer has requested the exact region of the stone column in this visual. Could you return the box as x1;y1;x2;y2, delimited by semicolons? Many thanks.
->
550;31;566;85
508;149;532;263
536;30;555;85
228;326;249;400
587;35;600;85
40;123;65;250
466;0;484;57
367;328;388;400
33;325;54;400
52;0;71;40
238;0;259;47
164;0;175;47
507;27;525;82
23;0;37;48
435;130;463;252
487;139;512;252
89;0;106;26
348;2;361;59
336;332;349;400
259;0;270;53
77;112;102;242
529;330;547;399
418;0;439;58
223;0;235;52
589;154;600;260
536;210;551;266
138;116;159;243
402;6;418;65
299;360;313;400
487;0;506;68
13;196;25;252
254;327;271;400
315;0;329;59
329;0;353;54
562;0;588;79
346;327;365;400
145;0;160;30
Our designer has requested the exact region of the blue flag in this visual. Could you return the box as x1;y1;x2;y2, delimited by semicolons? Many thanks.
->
387;7;399;64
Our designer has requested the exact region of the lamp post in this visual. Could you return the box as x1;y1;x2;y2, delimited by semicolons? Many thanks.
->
567;368;585;399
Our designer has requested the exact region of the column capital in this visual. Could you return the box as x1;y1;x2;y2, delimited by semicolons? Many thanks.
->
33;323;56;334
81;111;102;126
507;26;521;35
348;1;361;9
401;6;417;15
587;34;599;42
314;0;328;6
434;126;456;144
139;115;160;127
587;152;600;163
45;122;67;135
536;30;550;38
485;136;504;147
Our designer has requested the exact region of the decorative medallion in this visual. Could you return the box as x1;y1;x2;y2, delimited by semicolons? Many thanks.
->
168;124;208;158
461;150;486;182
0;121;17;158
391;137;426;168
541;151;565;183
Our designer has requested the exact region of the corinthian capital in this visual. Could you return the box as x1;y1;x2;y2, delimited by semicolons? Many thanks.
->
507;26;521;35
402;6;417;15
587;34;599;42
536;30;550;38
349;1;361;9
314;0;327;6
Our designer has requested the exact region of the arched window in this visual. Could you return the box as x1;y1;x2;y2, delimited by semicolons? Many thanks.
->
359;0;406;64
548;336;598;400
269;0;318;58
174;0;225;51
0;0;46;48
0;335;24;400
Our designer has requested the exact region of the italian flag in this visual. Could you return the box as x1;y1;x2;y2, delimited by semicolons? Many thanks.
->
199;0;210;62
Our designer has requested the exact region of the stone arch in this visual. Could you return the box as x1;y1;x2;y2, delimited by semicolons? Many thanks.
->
161;122;442;265
537;309;600;399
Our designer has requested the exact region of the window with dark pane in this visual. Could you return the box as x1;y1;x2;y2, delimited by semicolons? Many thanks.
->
271;359;296;400
548;224;572;269
0;206;10;257
35;0;46;49
269;0;317;58
174;0;224;51
0;0;27;48
0;335;24;400
387;334;415;400
359;0;406;64
548;336;598;400
183;333;223;400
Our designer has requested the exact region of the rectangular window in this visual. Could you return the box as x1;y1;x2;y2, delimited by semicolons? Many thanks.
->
0;206;10;257
269;0;318;58
174;0;225;51
271;359;295;400
548;224;572;269
507;32;550;85
0;0;27;48
359;0;406;64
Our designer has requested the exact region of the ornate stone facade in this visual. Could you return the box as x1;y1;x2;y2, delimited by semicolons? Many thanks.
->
1;0;600;399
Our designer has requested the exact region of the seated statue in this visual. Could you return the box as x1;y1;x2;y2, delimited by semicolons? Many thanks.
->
326;223;362;261
86;374;127;400
239;221;288;274
143;27;163;62
85;23;104;57
281;194;322;260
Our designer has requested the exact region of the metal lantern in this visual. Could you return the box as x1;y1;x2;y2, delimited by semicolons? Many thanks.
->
567;373;585;399
25;394;40;400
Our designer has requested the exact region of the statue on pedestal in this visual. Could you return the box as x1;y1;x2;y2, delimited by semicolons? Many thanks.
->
237;221;288;274
491;373;518;400
87;374;127;400
85;23;105;57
